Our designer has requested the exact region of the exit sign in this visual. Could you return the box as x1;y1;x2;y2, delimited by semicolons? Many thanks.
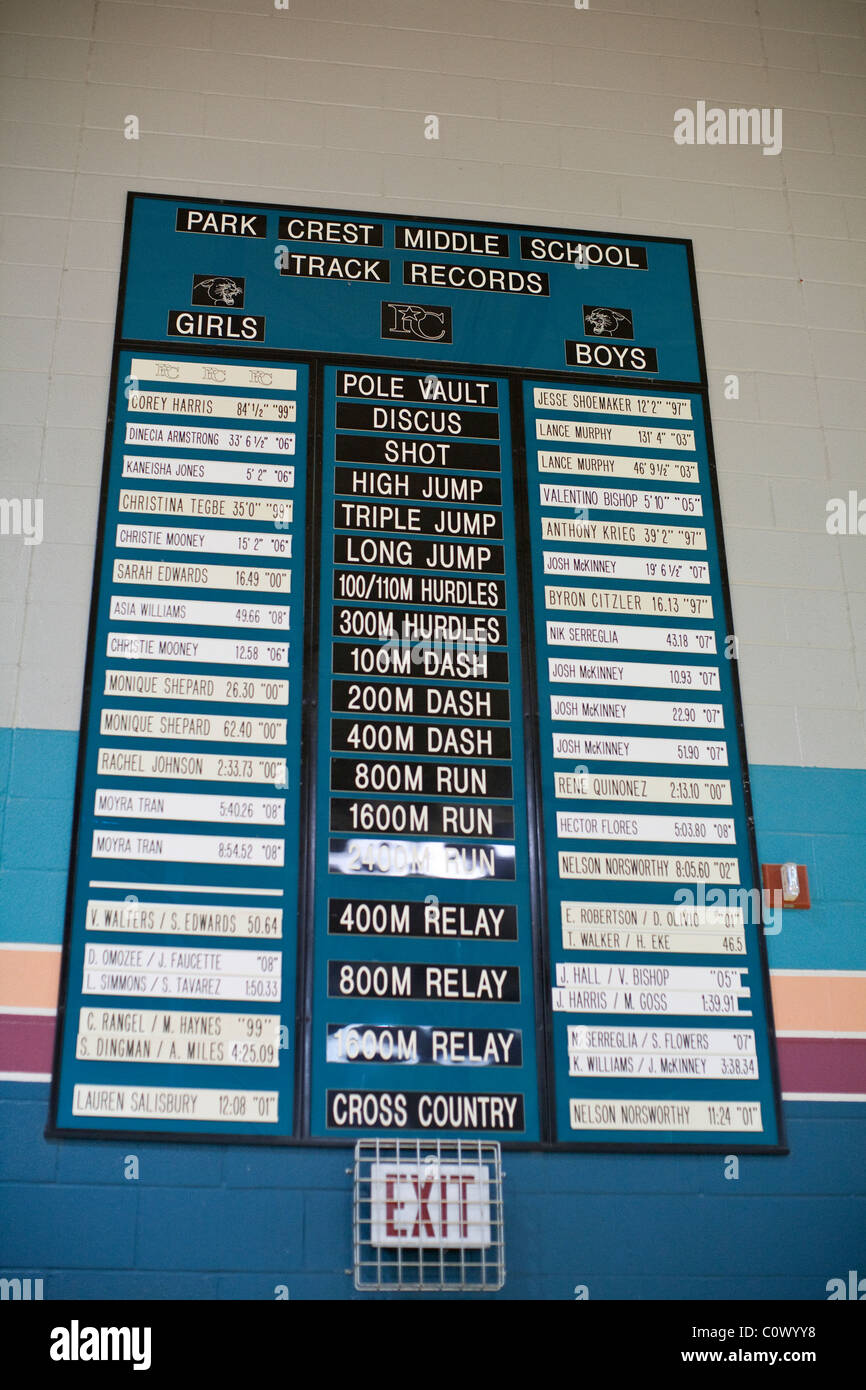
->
369;1162;493;1249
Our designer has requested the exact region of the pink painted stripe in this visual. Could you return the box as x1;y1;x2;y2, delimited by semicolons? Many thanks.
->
776;1037;866;1096
0;1013;55;1074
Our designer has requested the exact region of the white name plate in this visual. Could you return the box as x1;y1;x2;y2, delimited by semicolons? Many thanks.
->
567;1024;756;1078
550;696;723;729
103;671;287;704
563;926;746;957
125;423;295;454
558;852;739;883
541;520;706;550
537;420;694;451
127;391;296;421
72;1084;279;1123
82;943;283;1000
546;621;715;654
539;483;702;515
555;811;734;845
552;988;750;1016
96;748;285;784
538;451;699;483
107;633;289;666
130;358;297;391
91;830;285;867
112;560;291;593
554;772;730;804
562;902;744;931
116;525;292;558
568;1099;762;1132
551;732;728;765
123;456;295;488
86;900;283;938
544;551;709;583
555;962;747;993
119;490;292;524
108;596;290;630
76;1008;281;1066
568;1025;755;1054
548;659;720;691
99;709;286;744
533;389;692;419
94;788;285;826
545;586;713;619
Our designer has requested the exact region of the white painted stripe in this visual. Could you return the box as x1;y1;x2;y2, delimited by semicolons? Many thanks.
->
7;1011;846;1032
771;969;866;978
783;1092;866;1102
0;1006;56;1016
2;1020;857;1040
0;1071;51;1083
0;942;61;952
776;1030;866;1039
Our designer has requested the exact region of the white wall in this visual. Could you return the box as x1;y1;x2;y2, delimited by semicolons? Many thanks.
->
1;0;864;766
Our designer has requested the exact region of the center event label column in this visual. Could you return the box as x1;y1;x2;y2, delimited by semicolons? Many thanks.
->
310;367;540;1140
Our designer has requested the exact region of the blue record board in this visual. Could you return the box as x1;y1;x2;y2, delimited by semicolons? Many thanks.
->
49;193;784;1151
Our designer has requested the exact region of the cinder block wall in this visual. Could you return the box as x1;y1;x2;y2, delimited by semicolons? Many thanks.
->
1;0;864;1299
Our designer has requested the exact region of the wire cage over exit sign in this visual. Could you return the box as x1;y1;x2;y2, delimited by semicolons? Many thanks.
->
351;1139;505;1292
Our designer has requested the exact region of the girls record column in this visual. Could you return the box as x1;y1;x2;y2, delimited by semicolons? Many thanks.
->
50;353;310;1138
308;367;542;1142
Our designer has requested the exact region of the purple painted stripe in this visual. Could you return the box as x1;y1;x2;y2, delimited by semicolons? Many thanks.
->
0;1013;55;1073
777;1037;866;1096
1;1015;863;1098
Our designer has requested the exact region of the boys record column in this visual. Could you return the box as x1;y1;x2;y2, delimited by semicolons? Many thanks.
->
51;353;309;1138
522;380;781;1148
309;367;541;1142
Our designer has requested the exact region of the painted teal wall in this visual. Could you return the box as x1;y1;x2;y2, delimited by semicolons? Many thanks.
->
1;730;864;1299
1;1086;863;1300
3;730;864;970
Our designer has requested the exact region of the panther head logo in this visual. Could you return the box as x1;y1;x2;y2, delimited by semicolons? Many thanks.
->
586;307;629;335
197;277;243;306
